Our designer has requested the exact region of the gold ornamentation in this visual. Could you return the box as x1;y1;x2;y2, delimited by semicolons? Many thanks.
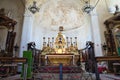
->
41;27;79;65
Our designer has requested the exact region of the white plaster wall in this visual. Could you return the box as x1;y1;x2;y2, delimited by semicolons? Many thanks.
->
0;0;25;54
32;22;91;50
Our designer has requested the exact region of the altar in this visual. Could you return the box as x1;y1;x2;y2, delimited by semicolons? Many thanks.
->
40;26;79;66
45;54;75;66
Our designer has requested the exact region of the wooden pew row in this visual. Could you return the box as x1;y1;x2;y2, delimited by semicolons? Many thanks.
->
0;57;27;80
0;57;27;63
96;56;120;61
95;56;120;80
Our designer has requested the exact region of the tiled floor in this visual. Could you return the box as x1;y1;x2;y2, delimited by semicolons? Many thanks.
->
0;73;120;80
100;74;120;80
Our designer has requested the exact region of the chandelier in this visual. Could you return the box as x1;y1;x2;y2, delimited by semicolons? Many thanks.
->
28;1;40;14
82;0;100;14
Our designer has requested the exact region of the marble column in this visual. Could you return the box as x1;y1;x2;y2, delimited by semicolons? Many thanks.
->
90;10;103;56
19;10;34;57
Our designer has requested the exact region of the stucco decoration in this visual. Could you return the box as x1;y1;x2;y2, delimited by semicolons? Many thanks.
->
34;0;87;31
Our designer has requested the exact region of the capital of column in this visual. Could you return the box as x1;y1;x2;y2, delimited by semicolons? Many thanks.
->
24;9;34;17
90;9;98;16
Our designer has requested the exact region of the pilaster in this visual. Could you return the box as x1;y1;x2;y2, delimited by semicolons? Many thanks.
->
90;10;103;56
19;10;34;57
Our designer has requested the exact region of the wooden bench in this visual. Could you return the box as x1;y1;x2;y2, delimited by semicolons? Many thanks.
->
113;63;120;75
0;57;27;80
95;56;120;80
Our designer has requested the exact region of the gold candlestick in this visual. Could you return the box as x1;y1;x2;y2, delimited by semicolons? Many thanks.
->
75;37;77;47
70;37;72;46
66;37;68;48
43;37;46;47
48;37;50;47
52;37;54;48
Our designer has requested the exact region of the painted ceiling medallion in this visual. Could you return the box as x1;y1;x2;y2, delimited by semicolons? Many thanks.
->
38;0;87;31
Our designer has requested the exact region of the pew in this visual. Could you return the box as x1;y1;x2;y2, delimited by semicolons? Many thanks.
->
0;57;27;80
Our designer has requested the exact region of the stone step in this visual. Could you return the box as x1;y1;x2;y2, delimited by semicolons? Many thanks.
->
33;66;83;73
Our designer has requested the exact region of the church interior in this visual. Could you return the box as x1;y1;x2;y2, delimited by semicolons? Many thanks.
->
0;0;120;80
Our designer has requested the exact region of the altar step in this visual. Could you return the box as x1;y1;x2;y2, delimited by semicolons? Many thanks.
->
33;66;83;73
33;73;92;80
2;73;120;80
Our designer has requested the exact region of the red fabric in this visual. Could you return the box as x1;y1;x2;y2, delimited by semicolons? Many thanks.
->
98;67;107;73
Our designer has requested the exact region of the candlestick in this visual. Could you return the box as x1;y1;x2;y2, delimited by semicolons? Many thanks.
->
75;37;77;47
43;37;45;43
52;37;54;46
66;37;68;48
48;37;50;46
70;37;72;46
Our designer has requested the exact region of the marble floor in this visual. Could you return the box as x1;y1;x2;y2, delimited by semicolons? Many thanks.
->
0;73;120;80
